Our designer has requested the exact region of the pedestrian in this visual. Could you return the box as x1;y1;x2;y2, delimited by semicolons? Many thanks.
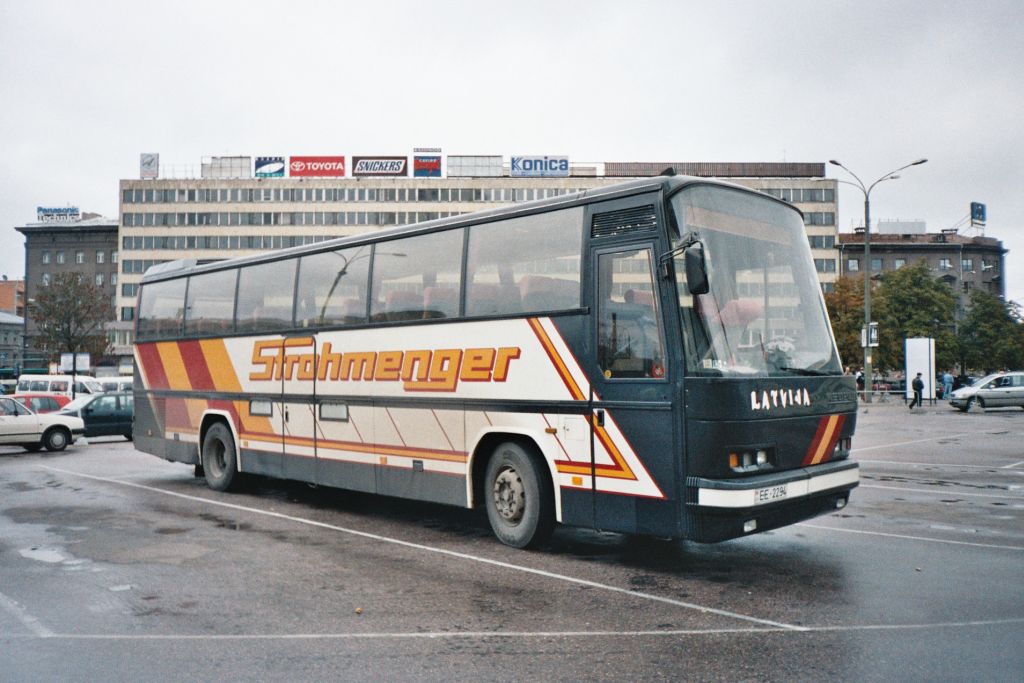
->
909;372;924;410
942;370;953;400
855;369;865;400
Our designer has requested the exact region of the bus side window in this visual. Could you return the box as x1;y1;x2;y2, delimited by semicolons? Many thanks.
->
369;230;463;323
596;249;665;379
184;268;238;337
465;207;584;318
236;259;297;334
296;246;370;327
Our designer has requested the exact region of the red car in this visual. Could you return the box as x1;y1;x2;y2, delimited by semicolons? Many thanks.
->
12;393;72;414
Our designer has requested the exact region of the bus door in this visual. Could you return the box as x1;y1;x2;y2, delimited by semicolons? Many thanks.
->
588;241;677;536
280;334;318;483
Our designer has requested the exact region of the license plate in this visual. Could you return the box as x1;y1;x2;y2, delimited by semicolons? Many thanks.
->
755;484;788;504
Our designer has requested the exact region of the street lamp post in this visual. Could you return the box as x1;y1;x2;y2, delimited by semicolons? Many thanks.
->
828;158;928;402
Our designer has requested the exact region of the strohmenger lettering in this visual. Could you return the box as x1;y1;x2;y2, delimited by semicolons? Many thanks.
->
249;338;521;392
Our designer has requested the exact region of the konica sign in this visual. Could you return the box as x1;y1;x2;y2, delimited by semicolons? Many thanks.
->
510;155;570;177
255;156;286;177
352;157;408;176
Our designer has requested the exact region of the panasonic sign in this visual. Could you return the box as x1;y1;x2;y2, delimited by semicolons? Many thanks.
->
510;155;570;177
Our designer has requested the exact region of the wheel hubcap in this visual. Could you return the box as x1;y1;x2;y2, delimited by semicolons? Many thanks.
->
493;466;525;522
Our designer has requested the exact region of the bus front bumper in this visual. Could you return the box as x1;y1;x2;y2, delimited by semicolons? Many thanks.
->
684;460;859;542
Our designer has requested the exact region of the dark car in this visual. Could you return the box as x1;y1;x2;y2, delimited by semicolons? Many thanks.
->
58;392;134;439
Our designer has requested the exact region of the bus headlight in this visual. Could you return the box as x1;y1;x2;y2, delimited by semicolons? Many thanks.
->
728;447;774;473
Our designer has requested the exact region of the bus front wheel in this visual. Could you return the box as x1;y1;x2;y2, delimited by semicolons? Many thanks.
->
202;422;239;492
484;442;554;548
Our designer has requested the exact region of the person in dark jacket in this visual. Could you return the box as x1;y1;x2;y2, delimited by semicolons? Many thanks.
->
909;372;924;409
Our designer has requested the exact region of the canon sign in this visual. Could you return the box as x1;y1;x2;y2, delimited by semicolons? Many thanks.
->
352;156;408;176
510;155;570;177
289;156;346;177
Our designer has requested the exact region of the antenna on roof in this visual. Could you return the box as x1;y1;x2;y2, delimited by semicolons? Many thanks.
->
660;167;677;177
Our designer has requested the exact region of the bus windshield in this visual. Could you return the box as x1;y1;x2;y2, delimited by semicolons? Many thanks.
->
670;185;841;377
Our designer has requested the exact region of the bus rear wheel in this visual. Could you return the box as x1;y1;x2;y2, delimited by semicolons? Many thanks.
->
484;442;554;548
202;422;239;492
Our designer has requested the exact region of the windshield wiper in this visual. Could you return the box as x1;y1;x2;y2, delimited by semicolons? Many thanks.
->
778;366;832;376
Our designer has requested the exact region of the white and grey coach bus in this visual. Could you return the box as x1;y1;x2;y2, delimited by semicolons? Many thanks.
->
133;175;859;547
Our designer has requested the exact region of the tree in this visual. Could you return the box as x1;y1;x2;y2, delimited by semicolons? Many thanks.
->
823;274;872;371
32;272;112;374
872;261;957;373
957;290;1024;373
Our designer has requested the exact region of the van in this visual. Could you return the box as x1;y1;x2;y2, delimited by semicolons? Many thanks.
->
16;374;105;397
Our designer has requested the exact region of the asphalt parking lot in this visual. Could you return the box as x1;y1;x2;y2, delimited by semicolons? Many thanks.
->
1;403;1022;682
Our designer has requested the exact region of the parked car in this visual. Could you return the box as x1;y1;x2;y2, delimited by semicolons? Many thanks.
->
12;393;72;414
0;395;85;452
57;392;134;439
948;371;1024;412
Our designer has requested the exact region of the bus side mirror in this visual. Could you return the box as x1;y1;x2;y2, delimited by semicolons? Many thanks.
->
685;243;709;295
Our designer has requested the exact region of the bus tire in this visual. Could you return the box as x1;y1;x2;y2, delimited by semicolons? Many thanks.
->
202;422;239;492
43;427;70;452
484;441;554;548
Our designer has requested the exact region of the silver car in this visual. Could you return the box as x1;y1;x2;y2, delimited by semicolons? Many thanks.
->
948;371;1024;412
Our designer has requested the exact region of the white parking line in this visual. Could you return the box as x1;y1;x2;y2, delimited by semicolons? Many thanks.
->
852;433;970;453
859;483;1020;500
41;465;802;632
0;590;54;637
1002;461;1024;469
797;523;1024;551
858;459;1009;470
2;617;1022;641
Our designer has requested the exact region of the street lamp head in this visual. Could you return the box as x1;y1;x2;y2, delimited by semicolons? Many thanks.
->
828;159;842;166
911;158;928;165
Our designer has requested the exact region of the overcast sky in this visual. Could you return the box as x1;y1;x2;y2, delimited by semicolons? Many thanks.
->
1;0;1021;302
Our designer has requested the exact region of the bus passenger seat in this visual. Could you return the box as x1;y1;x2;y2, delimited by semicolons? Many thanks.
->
467;283;499;315
519;275;579;311
383;290;423;321
339;297;366;324
422;287;458;319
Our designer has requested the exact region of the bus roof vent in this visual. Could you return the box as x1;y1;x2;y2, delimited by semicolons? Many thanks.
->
591;205;657;238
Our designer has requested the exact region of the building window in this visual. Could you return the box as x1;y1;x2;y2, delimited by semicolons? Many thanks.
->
894;258;906;269
808;235;836;249
57;251;66;264
939;258;952;270
95;274;104;287
41;251;51;264
120;307;135;322
97;251;105;264
111;273;118;285
961;258;973;271
821;282;835;294
41;273;50;286
112;251;119;264
814;258;836;273
848;258;860;272
75;251;85;264
871;258;882;271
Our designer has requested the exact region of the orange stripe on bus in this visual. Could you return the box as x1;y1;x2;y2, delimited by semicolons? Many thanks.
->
528;318;586;401
809;415;840;465
156;342;192;391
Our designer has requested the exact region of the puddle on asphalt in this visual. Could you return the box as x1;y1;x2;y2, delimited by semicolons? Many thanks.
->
19;546;65;563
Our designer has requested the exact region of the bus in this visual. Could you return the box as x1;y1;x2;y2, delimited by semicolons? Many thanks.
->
133;175;858;548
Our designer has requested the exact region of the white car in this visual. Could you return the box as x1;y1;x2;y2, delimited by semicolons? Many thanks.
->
0;395;85;452
948;371;1024;412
